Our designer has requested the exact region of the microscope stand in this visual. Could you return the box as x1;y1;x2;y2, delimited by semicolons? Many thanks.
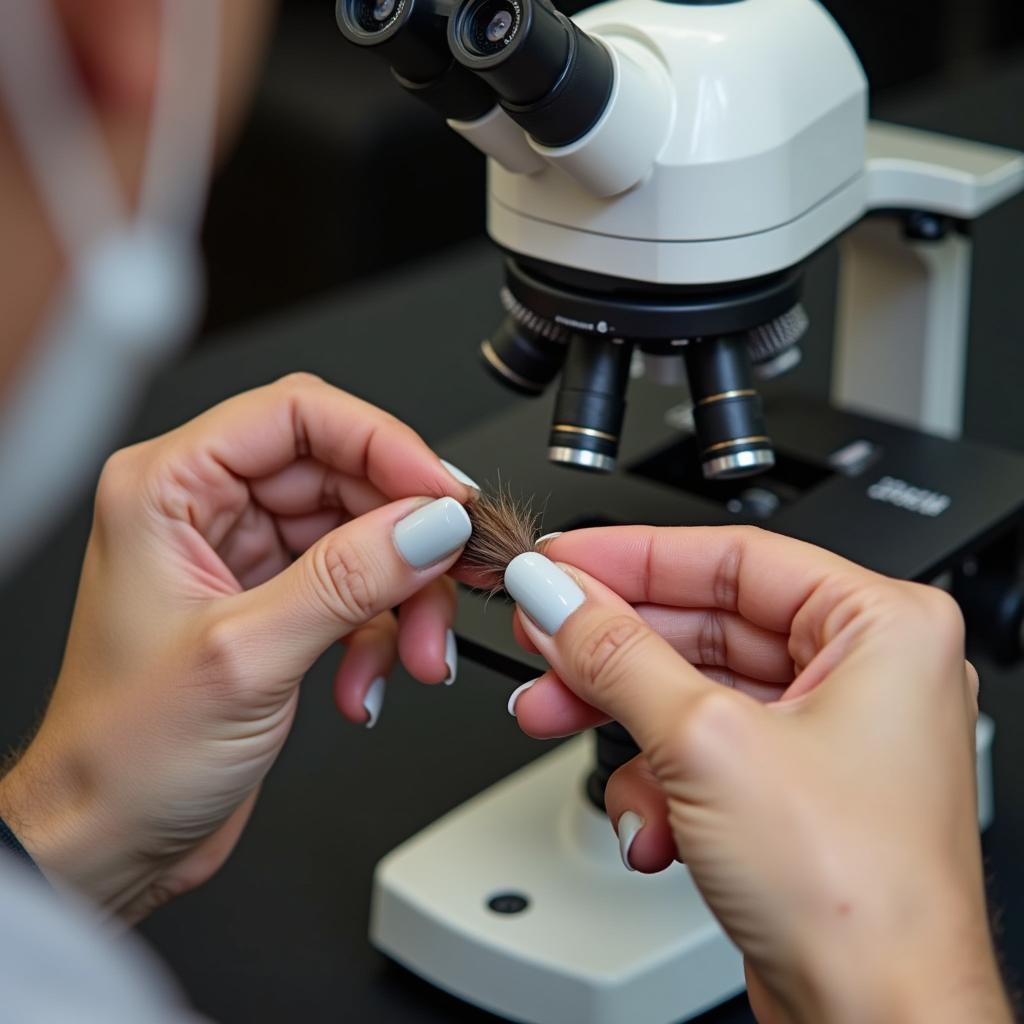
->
372;723;994;1024
371;383;1022;1022
372;734;744;1024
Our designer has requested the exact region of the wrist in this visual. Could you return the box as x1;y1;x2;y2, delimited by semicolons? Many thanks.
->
0;737;154;914
794;899;1010;1024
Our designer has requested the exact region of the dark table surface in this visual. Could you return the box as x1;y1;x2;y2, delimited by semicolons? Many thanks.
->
2;55;1024;1024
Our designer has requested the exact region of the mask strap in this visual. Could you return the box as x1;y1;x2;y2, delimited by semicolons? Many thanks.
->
140;0;222;236
0;1;124;258
0;0;222;254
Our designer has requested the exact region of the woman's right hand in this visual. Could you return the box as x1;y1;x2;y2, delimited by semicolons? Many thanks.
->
506;526;1009;1024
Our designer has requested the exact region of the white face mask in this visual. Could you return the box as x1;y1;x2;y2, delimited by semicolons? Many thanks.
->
0;0;221;577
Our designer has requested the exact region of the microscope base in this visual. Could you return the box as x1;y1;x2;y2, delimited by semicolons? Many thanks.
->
372;719;994;1023
372;735;740;1024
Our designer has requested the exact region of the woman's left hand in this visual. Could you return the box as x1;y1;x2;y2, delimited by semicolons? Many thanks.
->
0;373;477;921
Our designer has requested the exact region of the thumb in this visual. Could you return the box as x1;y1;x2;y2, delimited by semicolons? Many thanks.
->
218;495;471;681
506;552;733;758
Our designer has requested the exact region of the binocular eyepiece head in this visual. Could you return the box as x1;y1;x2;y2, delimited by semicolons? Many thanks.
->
448;0;613;146
336;0;496;121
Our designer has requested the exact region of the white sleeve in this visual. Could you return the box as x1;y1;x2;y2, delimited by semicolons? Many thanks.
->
0;851;203;1024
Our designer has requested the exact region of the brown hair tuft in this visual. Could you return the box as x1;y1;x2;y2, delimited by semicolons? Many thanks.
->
458;483;541;594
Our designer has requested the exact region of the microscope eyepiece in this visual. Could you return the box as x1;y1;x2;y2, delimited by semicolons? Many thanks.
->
548;336;633;473
448;0;613;147
462;0;522;57
683;335;775;481
481;287;570;395
336;0;495;121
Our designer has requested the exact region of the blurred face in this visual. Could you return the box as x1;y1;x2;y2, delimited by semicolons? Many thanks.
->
0;0;273;399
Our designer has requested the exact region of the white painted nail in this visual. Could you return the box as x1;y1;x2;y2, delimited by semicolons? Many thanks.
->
393;496;472;569
443;629;457;686
534;531;563;548
363;676;386;729
617;811;644;872
440;459;481;491
507;678;539;716
504;552;585;635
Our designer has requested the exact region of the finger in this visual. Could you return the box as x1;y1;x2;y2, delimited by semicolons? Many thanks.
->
512;611;540;655
248;458;389;518
505;552;742;758
513;664;781;740
217;495;472;683
637;605;795;683
398;576;458;685
509;671;610;738
604;755;676;873
701;667;788;703
216;501;291;588
543;526;872;632
334;612;399;726
275;509;347;555
158;374;476;536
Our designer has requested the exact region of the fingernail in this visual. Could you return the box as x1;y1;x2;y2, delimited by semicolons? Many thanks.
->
443;629;457;686
393;496;472;569
507;677;538;716
617;811;644;872
534;531;563;548
440;459;481;491
504;552;584;635
363;677;386;729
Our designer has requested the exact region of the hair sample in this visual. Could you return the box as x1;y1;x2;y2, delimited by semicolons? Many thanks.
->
459;483;541;594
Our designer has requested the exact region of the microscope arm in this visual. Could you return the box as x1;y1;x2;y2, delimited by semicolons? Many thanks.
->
833;122;1024;438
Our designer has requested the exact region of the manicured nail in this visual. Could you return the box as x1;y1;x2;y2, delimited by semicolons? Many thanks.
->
504;552;584;635
440;459;481;491
507;677;538;716
534;531;563;548
393;496;472;569
617;811;644;871
443;629;457;686
363;676;386;729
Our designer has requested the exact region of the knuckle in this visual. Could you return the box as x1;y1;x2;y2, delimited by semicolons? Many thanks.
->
195;615;256;695
898;582;966;657
696;610;727;667
312;540;382;625
571;614;650;702
94;446;145;521
277;371;324;394
662;690;748;773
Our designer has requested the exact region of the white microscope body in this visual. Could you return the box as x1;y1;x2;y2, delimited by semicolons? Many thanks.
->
336;0;1024;1020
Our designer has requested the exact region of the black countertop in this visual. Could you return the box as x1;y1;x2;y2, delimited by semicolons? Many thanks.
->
2;56;1024;1024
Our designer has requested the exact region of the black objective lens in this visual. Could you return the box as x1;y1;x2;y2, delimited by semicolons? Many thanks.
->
683;336;775;481
548;336;632;473
480;287;569;395
448;0;612;147
336;0;495;120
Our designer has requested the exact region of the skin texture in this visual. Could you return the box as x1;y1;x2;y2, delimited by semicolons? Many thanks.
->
512;526;1011;1024
0;374;475;921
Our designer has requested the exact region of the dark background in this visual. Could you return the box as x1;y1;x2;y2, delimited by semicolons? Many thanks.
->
2;2;1024;1022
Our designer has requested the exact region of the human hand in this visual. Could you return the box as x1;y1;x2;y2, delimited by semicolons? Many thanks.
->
0;374;477;921
505;526;1009;1024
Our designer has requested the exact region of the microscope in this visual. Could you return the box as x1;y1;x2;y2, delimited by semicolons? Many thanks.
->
337;0;1024;1020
